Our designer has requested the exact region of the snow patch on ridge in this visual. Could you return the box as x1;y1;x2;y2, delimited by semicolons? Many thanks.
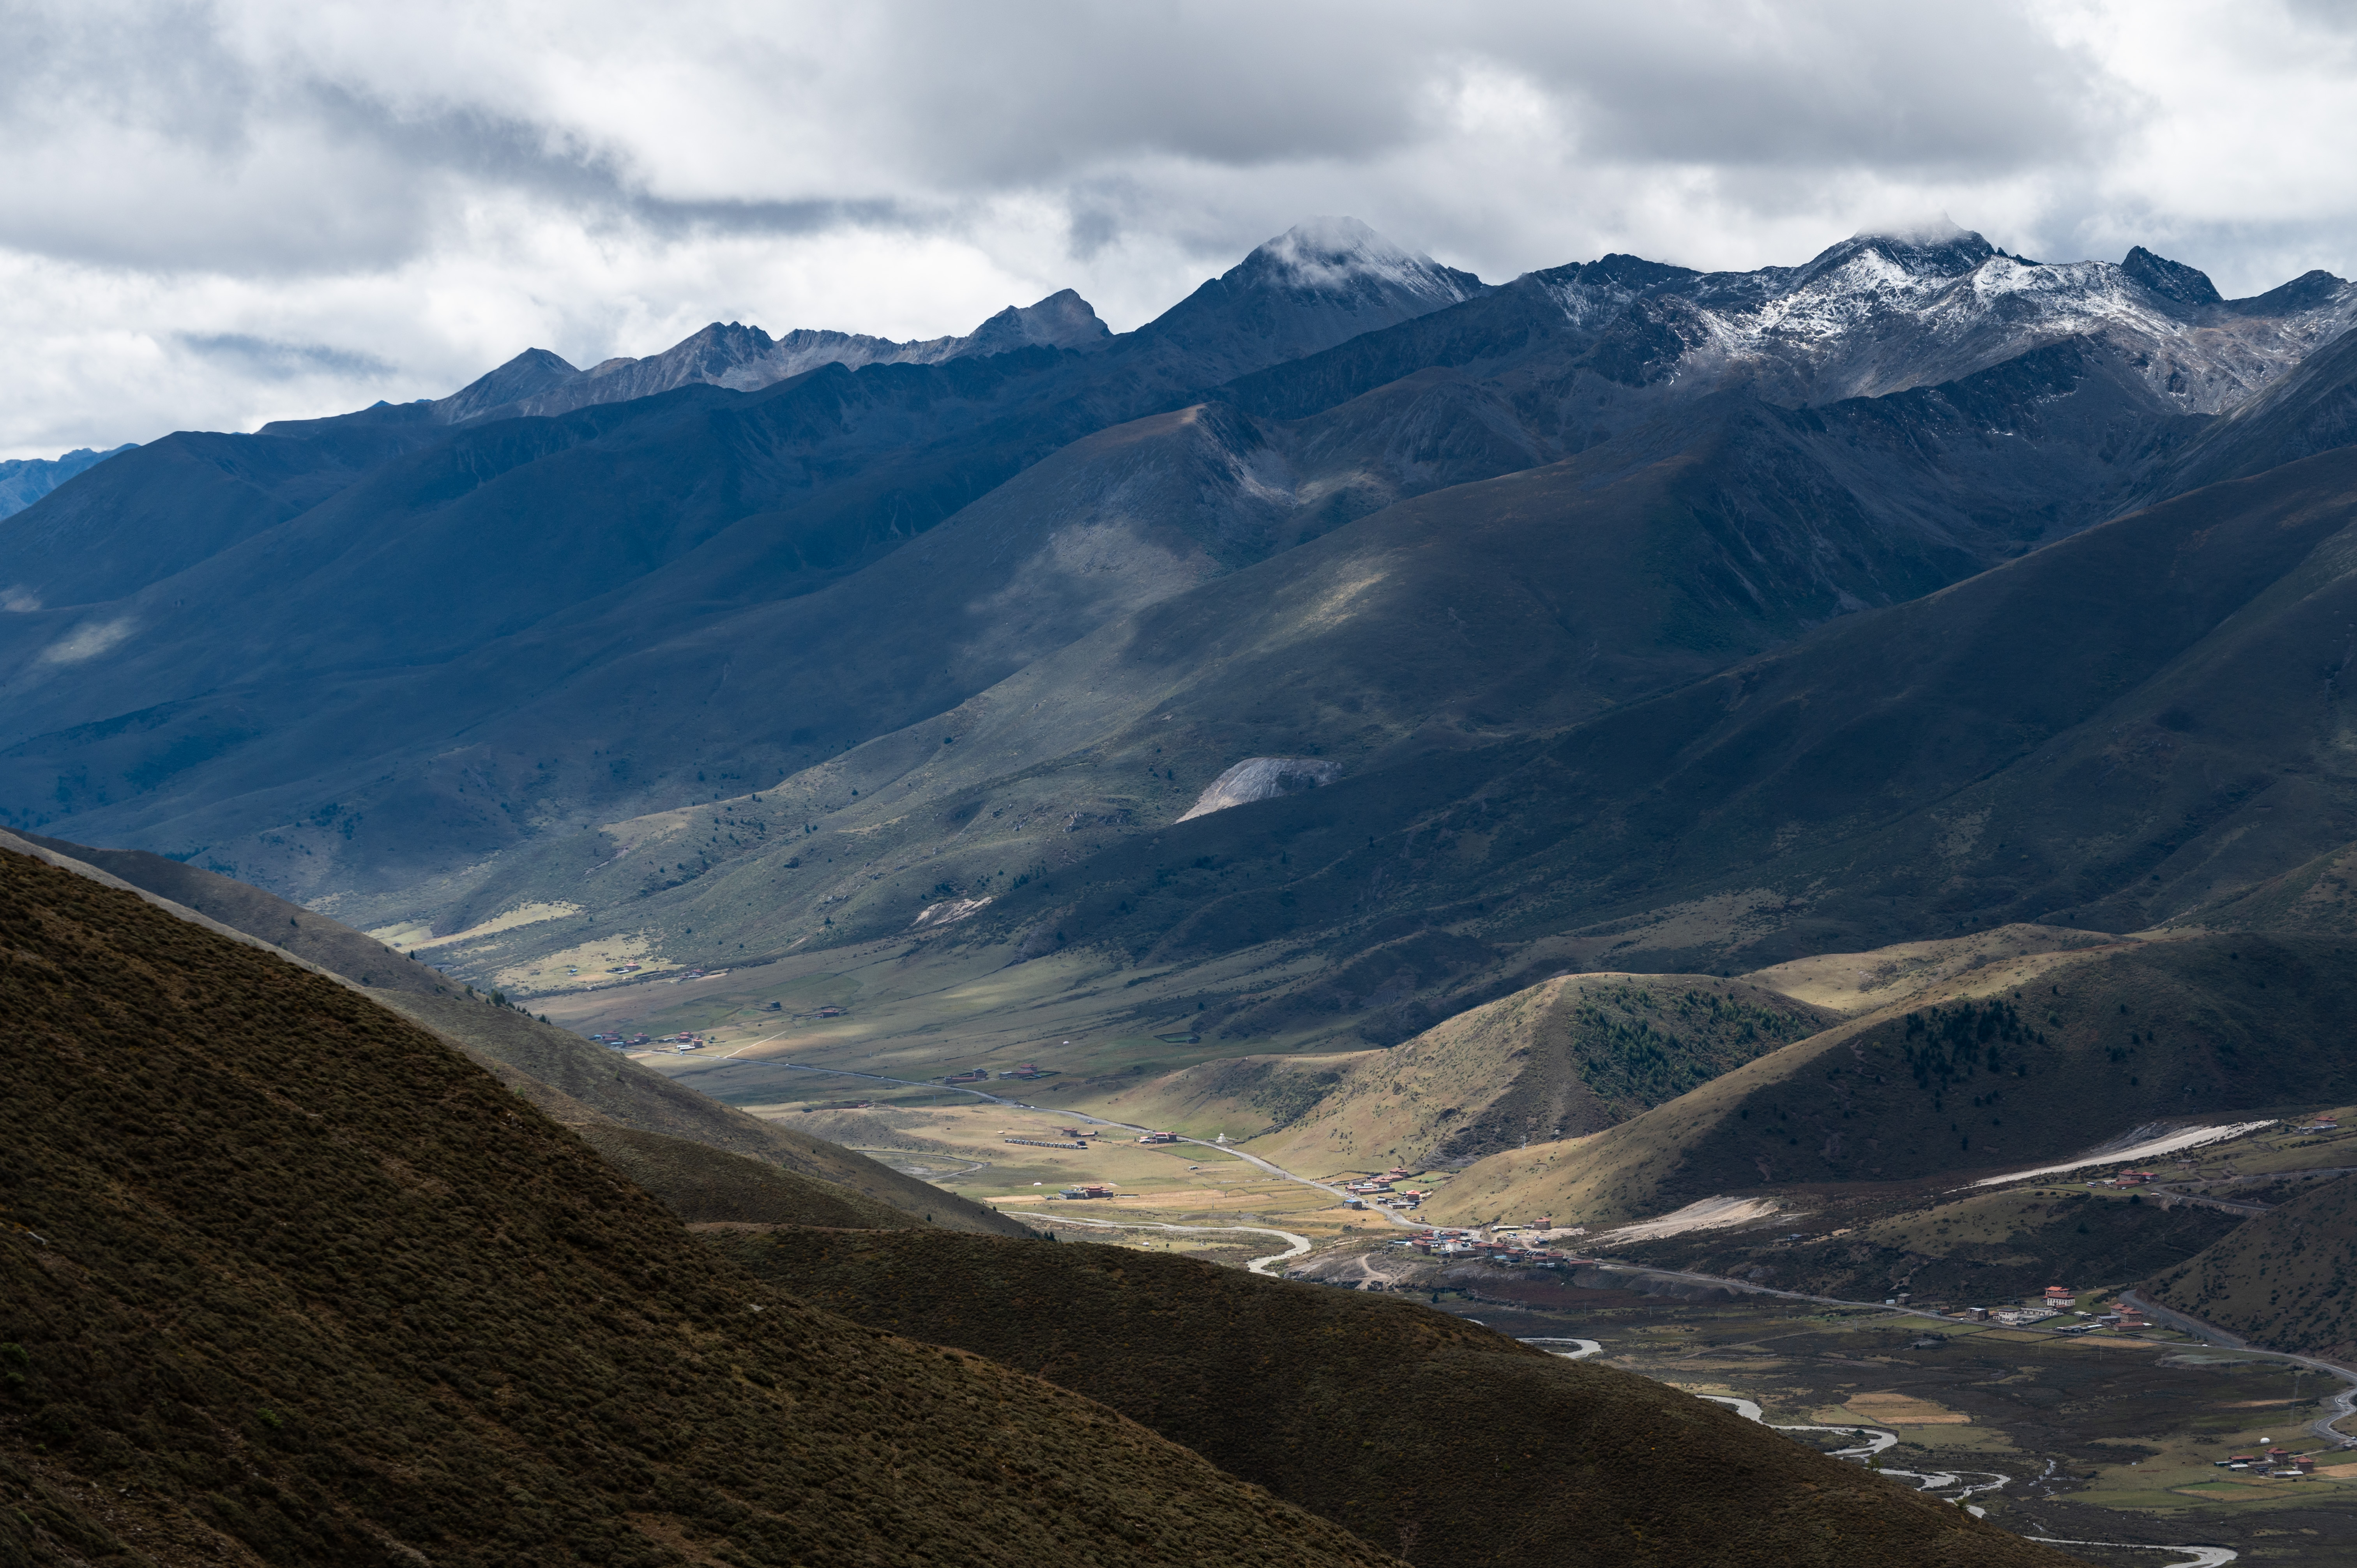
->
1177;758;1341;822
1254;217;1480;305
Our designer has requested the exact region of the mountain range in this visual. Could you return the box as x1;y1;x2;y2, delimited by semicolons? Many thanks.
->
17;205;2357;1564
6;216;2357;1049
0;443;136;523
2;832;2073;1568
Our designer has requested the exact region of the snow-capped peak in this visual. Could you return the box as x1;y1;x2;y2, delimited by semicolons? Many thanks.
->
1247;217;1477;302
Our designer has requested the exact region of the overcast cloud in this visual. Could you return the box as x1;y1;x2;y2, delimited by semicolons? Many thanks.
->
2;0;2353;457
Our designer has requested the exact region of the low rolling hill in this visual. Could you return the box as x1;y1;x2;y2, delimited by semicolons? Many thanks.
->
1427;932;2357;1228
0;845;1396;1568
1088;974;1833;1174
2148;1171;2357;1361
1743;925;2124;1018
709;1226;2073;1568
1640;1183;2247;1312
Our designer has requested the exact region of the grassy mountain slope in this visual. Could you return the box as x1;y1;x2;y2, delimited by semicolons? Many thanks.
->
0;409;443;607
573;1124;925;1230
336;991;1030;1238
1099;975;1834;1173
9;279;2238;929
19;830;449;997
15;833;1028;1237
1431;932;2357;1226
0;846;1394;1568
0;236;1491;902
906;441;2357;1038
2147;1172;2357;1360
406;437;2357;1085
709;1228;2073;1568
401;356;2165;995
1281;973;1831;1165
1745;925;2124;1017
1637;1184;2245;1310
2170;833;2357;939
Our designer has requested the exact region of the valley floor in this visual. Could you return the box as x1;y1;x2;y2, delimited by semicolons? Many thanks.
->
1383;1278;2357;1566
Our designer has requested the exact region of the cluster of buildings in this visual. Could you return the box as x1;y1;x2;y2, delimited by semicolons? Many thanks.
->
1342;1169;1434;1211
1398;1227;1578;1268
1959;1289;2151;1333
585;1029;710;1054
941;1060;1055;1085
1055;1183;1118;1200
2217;1446;2319;1477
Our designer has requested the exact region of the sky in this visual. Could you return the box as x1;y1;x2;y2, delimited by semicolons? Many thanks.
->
4;0;2355;458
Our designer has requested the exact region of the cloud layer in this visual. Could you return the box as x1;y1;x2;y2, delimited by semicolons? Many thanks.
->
3;0;2352;457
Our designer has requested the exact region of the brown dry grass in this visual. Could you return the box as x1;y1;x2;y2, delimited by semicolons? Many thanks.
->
0;847;1394;1568
710;1227;2078;1568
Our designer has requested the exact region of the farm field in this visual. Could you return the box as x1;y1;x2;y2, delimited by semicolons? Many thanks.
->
723;1098;1415;1256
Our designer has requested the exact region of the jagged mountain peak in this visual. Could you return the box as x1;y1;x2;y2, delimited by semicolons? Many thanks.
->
431;290;1112;426
1802;221;1997;284
2120;245;2224;307
958;288;1113;357
1126;216;1486;381
433;346;582;422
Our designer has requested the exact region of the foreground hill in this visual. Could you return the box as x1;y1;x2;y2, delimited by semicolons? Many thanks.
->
2148;1171;2357;1361
1429;932;2357;1227
0;846;1396;1568
709;1227;2073;1568
10;829;1028;1238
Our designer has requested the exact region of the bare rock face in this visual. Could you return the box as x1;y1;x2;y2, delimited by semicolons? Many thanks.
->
1177;757;1341;821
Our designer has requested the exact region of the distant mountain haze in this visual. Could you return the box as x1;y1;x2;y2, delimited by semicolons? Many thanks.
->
427;287;1117;426
0;442;136;524
5;218;2357;1055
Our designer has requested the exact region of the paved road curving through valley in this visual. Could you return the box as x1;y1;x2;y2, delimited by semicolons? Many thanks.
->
1039;1212;1314;1275
2022;1539;2237;1568
1520;1337;1603;1360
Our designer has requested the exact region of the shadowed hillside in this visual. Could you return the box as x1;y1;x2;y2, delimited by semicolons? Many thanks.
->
19;830;449;997
1093;974;1834;1172
368;987;1028;1236
2149;1171;2357;1360
11;830;1028;1237
708;1227;2074;1568
574;1124;927;1231
0;846;1394;1568
1635;1183;2246;1312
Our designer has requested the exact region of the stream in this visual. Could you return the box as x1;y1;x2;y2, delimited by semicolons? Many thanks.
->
1696;1397;2237;1564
